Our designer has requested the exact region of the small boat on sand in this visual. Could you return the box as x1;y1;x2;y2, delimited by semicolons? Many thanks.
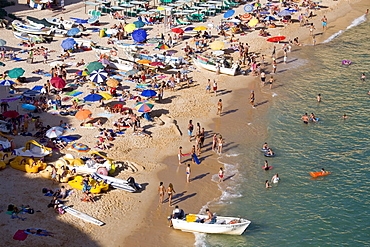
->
192;54;239;76
171;214;251;235
12;20;52;35
45;18;74;29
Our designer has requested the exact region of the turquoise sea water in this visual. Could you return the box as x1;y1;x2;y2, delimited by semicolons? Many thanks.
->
198;15;370;246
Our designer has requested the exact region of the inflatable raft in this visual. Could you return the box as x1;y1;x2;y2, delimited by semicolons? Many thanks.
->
310;172;331;178
68;176;109;193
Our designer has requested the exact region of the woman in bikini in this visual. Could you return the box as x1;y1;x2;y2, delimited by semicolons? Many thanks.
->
217;135;224;154
167;183;176;206
158;182;166;203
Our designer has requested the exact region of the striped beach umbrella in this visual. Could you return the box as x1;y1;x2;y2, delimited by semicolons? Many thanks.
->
0;80;15;86
89;69;108;83
71;143;91;152
157;43;171;50
75;70;90;76
46;126;64;138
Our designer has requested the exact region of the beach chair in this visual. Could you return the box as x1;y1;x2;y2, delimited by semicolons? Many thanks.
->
175;18;191;25
224;0;239;6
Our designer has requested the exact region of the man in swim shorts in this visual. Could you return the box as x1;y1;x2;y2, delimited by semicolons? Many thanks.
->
321;16;328;31
301;113;309;124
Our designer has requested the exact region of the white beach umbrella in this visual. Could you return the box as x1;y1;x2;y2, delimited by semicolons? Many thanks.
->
46;126;64;138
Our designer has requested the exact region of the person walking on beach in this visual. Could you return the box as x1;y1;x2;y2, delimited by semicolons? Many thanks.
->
218;167;224;183
213;80;218;96
309;23;316;36
268;76;274;90
250;90;255;108
178;146;183;165
191;145;196;164
186;164;191;183
272;60;277;74
260;71;266;86
206;79;211;93
188;120;194;142
217;99;223;116
212;133;218;151
217;135;224;154
167;183;176;206
321;16;328;31
158;182;166;203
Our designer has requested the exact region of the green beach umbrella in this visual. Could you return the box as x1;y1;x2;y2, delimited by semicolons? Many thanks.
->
86;61;104;72
8;68;25;78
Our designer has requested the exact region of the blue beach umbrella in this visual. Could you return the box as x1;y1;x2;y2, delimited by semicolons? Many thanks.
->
285;8;298;12
89;69;108;83
125;69;139;76
61;38;76;50
184;27;194;32
141;89;157;97
22;90;40;97
223;9;235;18
0;80;15;86
244;5;254;13
264;16;276;21
21;103;37;111
67;28;81;36
84;94;104;102
260;11;270;15
277;10;292;16
132;29;147;43
133;20;145;28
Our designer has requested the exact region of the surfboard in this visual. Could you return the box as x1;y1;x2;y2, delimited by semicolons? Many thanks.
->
60;205;105;226
193;153;200;164
310;172;331;178
91;172;137;192
261;166;273;170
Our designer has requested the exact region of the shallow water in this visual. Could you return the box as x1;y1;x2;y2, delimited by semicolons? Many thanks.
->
197;15;370;247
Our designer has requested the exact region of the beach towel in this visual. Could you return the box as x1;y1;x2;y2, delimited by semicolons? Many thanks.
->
110;75;123;79
13;57;25;61
43;74;52;77
32;86;43;91
65;91;82;97
62;96;72;102
97;113;115;118
13;230;28;241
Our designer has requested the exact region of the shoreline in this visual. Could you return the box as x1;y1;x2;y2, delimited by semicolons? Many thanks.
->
0;0;368;246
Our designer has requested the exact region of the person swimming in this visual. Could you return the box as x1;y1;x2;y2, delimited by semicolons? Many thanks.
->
321;168;327;174
271;173;280;183
262;142;269;150
301;113;309;124
264;160;270;170
310;113;318;122
266;148;274;156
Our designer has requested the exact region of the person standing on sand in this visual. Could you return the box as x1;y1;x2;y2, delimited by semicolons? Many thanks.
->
188;120;194;142
178;146;183;165
321;16;328;31
218;167;224;183
191;145;196;164
186;164;191;183
213;80;217;96
217;99;222;116
158;182;166;203
167;183;176;206
260;71;266;86
212;133;218;151
309;23;316;36
272;60;277;74
206;79;211;93
250;90;255;108
217;135;224;154
269;76;274;90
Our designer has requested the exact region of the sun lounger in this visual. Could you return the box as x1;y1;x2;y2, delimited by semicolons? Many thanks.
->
176;18;191;25
32;85;43;92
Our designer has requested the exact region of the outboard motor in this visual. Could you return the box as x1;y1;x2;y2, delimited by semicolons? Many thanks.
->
127;177;141;191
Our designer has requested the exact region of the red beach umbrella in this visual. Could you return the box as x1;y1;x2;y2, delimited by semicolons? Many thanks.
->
241;14;253;21
171;28;184;34
50;77;66;89
2;110;19;118
267;36;286;42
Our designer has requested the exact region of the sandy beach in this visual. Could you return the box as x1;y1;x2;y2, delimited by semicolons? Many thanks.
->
0;0;368;246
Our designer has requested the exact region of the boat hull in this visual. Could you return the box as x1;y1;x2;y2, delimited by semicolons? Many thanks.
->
172;215;251;235
12;20;52;35
192;56;238;76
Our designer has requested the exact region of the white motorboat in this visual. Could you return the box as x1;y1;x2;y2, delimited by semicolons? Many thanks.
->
45;18;74;29
108;57;135;71
171;214;251;235
12;20;52;35
192;54;239;76
91;44;117;55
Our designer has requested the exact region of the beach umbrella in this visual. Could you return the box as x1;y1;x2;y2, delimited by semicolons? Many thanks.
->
125;69;139;76
75;70;90;76
87;61;104;72
133;20;145;28
84;94;103;102
61;38;76;50
150;61;165;67
67;28;80;37
260;11;270;15
99;58;110;66
0;39;6;46
0;80;15;86
277;10;292;16
285;8;298;12
267;36;286;42
244;4;254;12
157;44;170;50
135;101;154;113
193;26;207;31
46;126;64;138
21;103;37;111
146;38;161;44
180;70;192;74
241;13;253;21
248;18;259;27
2;110;19;118
209;41;225;51
225;19;241;23
132;29;147;43
171;28;184;34
97;92;113;100
184;27;194;32
0;62;5;66
223;9;235;18
141;89;157;97
71;143;91;152
22;90;40;97
264;16;276;21
90;69;108;83
75;109;92;120
8;68;25;78
50;77;66;89
124;23;136;33
253;2;261;7
106;78;119;87
137;59;152;64
59;135;80;143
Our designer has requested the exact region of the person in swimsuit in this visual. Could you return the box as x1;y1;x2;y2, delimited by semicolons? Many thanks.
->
188;120;194;142
265;180;272;188
317;94;322;102
264;160;270;170
186;164;191;183
266;148;274;156
158;182;166;203
167;183;176;206
191;145;196;164
213;80;217;96
271;173;280;183
309;23;315;36
321;16;327;31
178;146;183;165
212;134;218;151
301;113;309;124
217;99;222;116
361;73;366;81
262;143;269;151
206;79;211;93
342;114;348;119
310;113;318;122
218;167;224;182
269;76;274;90
250;90;255;108
321;168;327;174
217;135;224;154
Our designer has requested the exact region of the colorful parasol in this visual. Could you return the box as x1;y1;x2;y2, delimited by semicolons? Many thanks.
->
171;28;184;34
135;101;154;113
2;110;19;118
248;18;259;27
71;143;91;152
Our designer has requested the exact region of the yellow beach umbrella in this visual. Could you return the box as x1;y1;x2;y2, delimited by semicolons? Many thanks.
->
194;26;207;31
137;59;152;64
124;23;136;33
106;78;119;88
209;41;225;51
157;6;165;10
248;18;259;27
98;93;113;100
